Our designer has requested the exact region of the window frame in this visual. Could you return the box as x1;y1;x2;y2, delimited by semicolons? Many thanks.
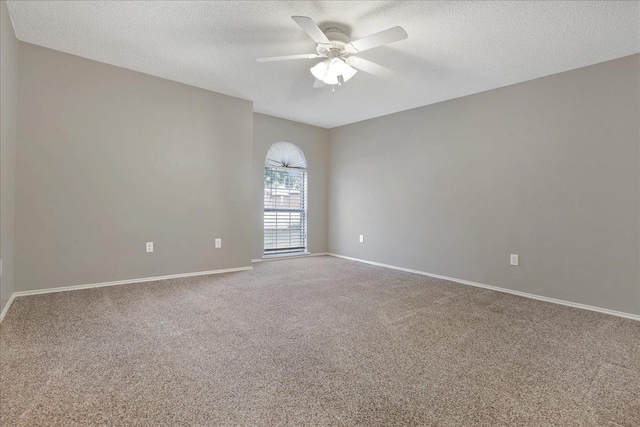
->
263;166;308;257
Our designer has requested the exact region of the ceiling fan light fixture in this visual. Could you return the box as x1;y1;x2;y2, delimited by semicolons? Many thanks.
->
341;63;358;82
310;59;329;81
310;57;358;85
323;72;339;85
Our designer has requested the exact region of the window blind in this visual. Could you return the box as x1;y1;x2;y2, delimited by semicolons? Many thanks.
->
264;167;307;255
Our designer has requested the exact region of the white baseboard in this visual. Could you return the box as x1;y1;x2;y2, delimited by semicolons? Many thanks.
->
252;252;328;263
327;253;640;321
0;266;253;323
4;255;637;323
0;292;17;324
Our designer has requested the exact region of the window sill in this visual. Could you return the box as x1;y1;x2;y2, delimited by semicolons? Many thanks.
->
262;251;310;260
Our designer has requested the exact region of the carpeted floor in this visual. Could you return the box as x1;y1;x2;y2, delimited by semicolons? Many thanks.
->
1;256;639;426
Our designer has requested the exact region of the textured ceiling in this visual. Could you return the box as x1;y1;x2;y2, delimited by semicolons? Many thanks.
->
6;1;640;128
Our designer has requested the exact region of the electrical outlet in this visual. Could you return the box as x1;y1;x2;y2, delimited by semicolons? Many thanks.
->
215;238;222;249
510;254;519;266
359;235;364;243
146;242;154;253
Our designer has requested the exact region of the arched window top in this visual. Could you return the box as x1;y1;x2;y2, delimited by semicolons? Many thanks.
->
265;141;307;170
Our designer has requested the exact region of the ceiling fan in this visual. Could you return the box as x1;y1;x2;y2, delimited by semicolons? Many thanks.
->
256;16;408;88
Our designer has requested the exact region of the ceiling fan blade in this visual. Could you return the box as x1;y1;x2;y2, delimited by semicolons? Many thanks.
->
346;26;408;53
292;16;331;45
346;57;395;79
256;53;323;62
313;79;326;88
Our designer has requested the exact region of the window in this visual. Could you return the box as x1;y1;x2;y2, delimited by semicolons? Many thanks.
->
264;142;307;256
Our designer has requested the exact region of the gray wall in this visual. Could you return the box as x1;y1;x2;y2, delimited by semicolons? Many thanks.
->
329;54;640;316
15;43;254;292
0;0;18;313
252;113;329;259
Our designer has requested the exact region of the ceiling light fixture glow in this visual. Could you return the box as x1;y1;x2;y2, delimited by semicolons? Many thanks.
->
310;58;357;85
310;59;329;80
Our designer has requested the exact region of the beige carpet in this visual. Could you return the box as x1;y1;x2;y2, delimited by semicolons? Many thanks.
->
1;256;639;426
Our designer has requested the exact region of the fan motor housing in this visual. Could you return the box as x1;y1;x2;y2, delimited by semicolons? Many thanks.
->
316;27;351;56
324;27;350;44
